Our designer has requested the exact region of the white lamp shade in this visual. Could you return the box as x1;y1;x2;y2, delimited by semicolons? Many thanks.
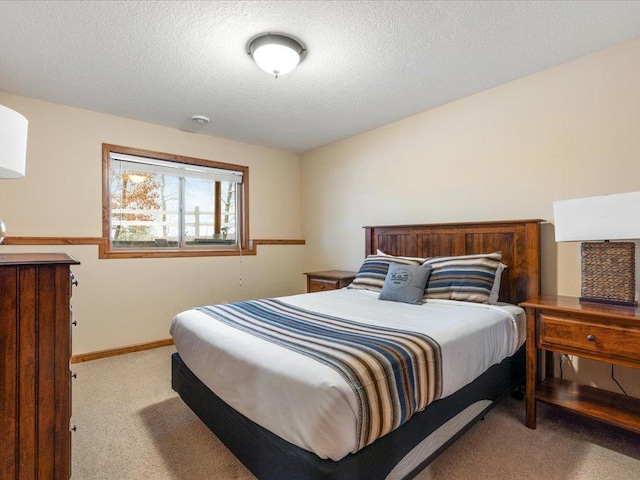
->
553;191;640;241
0;104;28;178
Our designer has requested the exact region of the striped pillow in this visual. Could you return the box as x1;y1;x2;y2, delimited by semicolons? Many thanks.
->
422;252;502;303
348;255;424;293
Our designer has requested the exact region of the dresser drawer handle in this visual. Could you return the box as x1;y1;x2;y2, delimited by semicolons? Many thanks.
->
71;425;77;433
319;285;325;290
586;334;596;342
72;372;77;379
72;320;77;326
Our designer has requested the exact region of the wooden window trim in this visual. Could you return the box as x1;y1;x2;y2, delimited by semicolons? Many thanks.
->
101;144;250;259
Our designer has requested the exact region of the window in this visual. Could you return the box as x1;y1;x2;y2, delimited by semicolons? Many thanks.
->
102;144;249;258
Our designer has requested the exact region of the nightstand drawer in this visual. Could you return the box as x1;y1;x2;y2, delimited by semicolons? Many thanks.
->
539;314;640;363
305;270;357;293
308;279;338;292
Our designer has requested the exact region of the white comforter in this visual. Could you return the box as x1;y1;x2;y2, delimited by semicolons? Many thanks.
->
170;288;525;461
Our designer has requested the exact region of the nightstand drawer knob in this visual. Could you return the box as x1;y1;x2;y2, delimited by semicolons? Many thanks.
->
586;334;596;342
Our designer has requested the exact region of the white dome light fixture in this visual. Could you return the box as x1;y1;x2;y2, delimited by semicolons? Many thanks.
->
248;33;305;78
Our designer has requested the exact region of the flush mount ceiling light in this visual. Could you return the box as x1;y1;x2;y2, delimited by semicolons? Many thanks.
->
248;33;305;78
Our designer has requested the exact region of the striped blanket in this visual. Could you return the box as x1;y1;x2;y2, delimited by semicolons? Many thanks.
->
197;299;443;450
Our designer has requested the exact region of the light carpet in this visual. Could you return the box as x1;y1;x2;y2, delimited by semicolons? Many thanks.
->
71;346;640;479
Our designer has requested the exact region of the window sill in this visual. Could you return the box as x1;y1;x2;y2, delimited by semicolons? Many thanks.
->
98;247;257;259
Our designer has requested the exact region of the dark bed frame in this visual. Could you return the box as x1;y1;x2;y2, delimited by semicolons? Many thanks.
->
172;219;542;479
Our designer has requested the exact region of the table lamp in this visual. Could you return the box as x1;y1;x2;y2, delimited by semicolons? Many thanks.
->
554;192;640;307
0;104;28;243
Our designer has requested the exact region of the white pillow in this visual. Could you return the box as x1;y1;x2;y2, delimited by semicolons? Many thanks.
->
486;263;507;305
376;249;425;262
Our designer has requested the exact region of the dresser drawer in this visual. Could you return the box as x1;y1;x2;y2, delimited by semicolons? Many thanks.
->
539;314;640;364
308;279;339;293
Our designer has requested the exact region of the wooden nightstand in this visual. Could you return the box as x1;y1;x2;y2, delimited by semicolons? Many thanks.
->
520;295;640;434
304;270;357;293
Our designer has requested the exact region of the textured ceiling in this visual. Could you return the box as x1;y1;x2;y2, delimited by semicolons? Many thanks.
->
1;1;640;153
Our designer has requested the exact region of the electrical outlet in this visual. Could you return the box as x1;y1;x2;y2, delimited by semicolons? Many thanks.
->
560;354;572;363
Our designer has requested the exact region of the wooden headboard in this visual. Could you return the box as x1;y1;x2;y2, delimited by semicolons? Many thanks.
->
364;219;542;305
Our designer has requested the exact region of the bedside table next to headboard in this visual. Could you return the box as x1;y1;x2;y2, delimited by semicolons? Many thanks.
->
519;295;640;434
305;270;357;293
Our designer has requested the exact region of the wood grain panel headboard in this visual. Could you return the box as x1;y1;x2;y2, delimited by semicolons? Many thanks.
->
364;219;543;305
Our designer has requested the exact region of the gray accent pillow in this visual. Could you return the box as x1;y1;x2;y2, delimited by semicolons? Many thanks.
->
379;264;432;305
348;255;424;293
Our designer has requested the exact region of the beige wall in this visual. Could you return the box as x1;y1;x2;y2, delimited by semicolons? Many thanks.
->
2;36;639;395
301;38;640;397
0;92;305;354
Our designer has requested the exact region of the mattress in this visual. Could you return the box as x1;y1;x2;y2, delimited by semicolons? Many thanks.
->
170;288;525;461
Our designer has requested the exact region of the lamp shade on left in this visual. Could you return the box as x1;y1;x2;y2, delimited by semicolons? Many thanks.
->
0;104;28;178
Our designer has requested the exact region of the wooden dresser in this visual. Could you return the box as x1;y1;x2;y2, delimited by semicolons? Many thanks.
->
0;253;80;480
520;295;640;433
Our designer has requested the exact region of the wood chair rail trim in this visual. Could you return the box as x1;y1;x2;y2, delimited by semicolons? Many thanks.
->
2;237;305;258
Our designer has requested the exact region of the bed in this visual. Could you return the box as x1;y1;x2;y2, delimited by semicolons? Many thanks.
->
171;219;542;479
